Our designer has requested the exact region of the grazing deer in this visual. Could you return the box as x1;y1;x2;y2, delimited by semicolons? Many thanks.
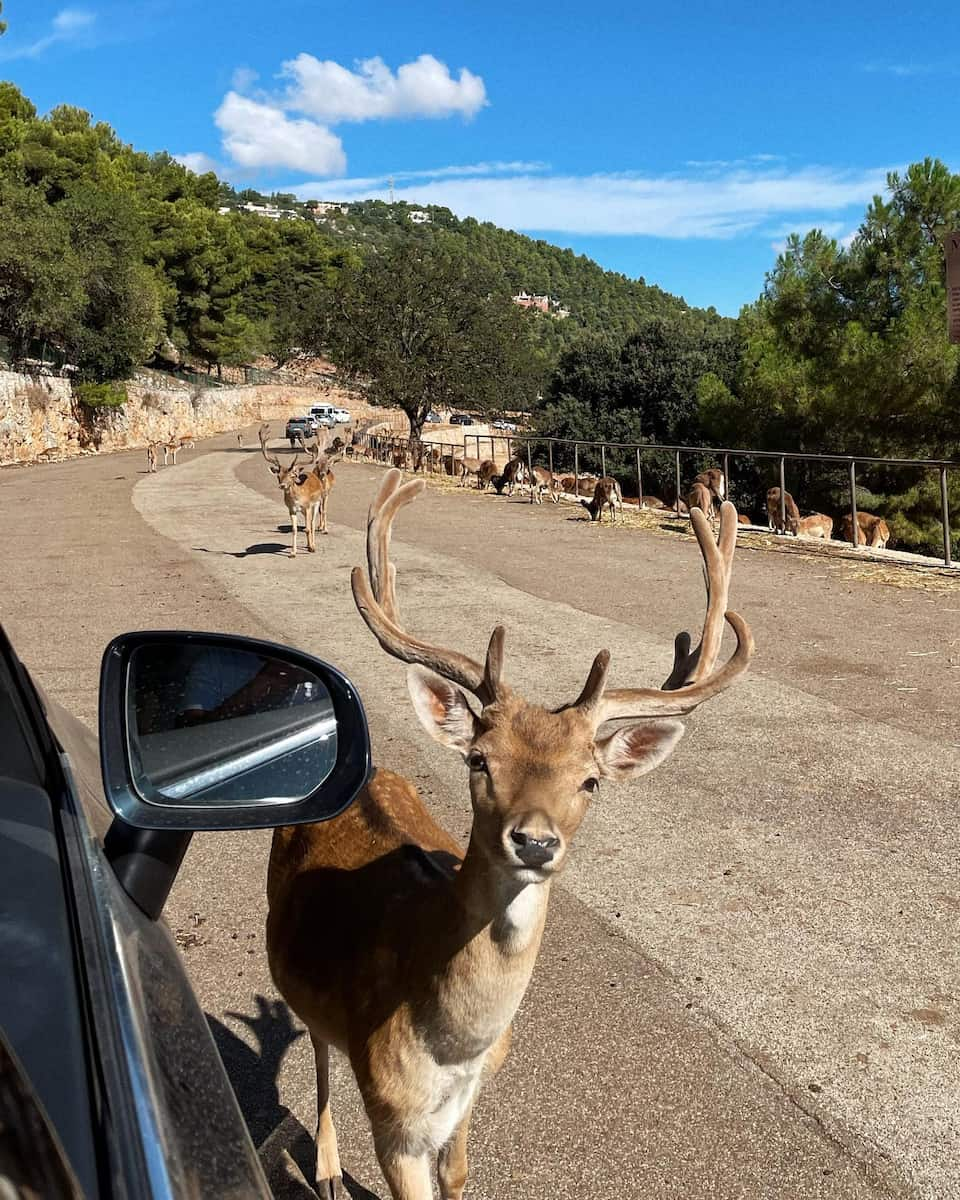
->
495;457;528;496
458;457;483;487
477;460;502;490
639;495;668;510
766;487;800;535
686;481;717;529
737;513;752;526
266;471;753;1200
840;512;890;548
798;513;833;540
146;442;159;473
581;476;623;524
259;429;334;556
530;465;561;504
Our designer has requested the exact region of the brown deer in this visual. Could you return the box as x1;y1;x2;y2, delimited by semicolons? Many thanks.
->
840;512;890;548
559;473;599;498
530;465;561;503
766;487;800;535
693;467;725;508
259;429;334;556
145;442;159;473
581;476;623;523
458;457;483;487
162;435;192;466
266;472;753;1200
494;457;528;496
477;460;502;490
686;481;716;528
798;513;833;540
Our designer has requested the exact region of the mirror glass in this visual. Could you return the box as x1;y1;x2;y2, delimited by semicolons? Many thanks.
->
125;642;337;808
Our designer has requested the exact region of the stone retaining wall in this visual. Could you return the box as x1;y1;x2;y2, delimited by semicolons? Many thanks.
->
0;370;402;465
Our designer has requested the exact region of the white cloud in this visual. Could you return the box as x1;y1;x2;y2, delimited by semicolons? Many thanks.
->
295;160;550;194
174;151;223;176
862;62;941;77
282;53;487;123
214;92;346;175
0;7;96;60
231;66;259;92
300;163;892;240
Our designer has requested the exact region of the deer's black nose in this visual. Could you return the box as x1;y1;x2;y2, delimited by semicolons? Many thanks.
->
510;829;560;868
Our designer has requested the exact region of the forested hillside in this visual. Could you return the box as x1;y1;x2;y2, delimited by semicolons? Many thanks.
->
0;81;715;386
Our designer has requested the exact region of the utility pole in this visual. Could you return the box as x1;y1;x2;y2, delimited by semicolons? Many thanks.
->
388;175;395;205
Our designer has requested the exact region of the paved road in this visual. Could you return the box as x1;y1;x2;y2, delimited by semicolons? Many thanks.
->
2;434;957;1198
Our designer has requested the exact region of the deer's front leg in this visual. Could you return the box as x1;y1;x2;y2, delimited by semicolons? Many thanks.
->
290;504;299;556
373;1142;433;1200
306;504;317;552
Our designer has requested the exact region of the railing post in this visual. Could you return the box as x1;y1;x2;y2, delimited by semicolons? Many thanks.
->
507;436;512;462
849;461;859;547
779;457;786;529
941;466;952;567
601;444;607;479
675;450;682;516
574;443;580;498
636;447;643;510
548;441;554;479
723;452;730;499
527;441;535;505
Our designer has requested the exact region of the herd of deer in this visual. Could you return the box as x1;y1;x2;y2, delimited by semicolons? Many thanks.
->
145;433;195;472
265;468;754;1200
258;423;340;556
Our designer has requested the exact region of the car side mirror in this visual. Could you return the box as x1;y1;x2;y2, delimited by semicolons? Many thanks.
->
99;632;370;832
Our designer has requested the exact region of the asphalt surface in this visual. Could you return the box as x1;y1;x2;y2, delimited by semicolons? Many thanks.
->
2;432;957;1198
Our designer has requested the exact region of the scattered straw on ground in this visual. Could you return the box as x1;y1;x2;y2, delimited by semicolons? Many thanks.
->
349;459;960;595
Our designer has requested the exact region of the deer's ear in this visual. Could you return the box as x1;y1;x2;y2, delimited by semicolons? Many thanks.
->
594;720;684;780
407;666;479;753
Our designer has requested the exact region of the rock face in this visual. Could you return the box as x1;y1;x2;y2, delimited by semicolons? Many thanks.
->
0;370;403;465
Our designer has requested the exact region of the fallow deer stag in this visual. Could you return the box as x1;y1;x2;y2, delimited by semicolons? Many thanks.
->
267;471;754;1200
260;429;334;556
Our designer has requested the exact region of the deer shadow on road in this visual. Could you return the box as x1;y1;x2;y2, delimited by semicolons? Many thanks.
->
208;996;382;1199
192;542;291;557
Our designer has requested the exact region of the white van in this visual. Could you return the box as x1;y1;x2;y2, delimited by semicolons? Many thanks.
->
309;405;336;428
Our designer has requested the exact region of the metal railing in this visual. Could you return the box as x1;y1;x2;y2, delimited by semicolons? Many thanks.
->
351;428;958;568
466;434;957;567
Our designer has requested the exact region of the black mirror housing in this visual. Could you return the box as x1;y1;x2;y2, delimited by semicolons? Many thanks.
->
99;631;370;831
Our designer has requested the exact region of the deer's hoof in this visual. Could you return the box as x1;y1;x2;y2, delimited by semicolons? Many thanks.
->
308;544;316;553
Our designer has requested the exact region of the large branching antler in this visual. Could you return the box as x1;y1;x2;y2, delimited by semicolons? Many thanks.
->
588;502;753;722
259;424;282;473
351;470;508;705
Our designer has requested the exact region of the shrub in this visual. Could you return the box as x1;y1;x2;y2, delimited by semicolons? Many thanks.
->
74;381;126;408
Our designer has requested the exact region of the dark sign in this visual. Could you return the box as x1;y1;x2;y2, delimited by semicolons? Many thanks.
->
948;232;960;344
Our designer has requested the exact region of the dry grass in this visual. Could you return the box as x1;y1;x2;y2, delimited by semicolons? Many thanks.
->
349;458;960;595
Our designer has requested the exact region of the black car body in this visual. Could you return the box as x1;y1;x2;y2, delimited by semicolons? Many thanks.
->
0;625;370;1197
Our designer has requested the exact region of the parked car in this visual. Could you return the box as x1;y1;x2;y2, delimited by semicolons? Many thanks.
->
332;407;351;424
449;413;474;426
492;419;519;432
287;415;319;444
308;406;336;428
424;410;441;424
0;623;370;1198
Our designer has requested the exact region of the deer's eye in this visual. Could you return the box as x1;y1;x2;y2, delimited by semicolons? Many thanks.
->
467;752;488;773
581;777;600;795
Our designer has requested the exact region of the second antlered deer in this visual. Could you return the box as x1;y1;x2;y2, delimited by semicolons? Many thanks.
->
260;427;335;556
266;471;753;1200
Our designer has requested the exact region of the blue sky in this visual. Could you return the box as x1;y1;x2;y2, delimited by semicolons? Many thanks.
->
2;0;956;315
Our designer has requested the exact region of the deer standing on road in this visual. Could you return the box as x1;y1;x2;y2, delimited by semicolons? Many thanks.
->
266;471;753;1200
146;442;159;473
530;465;561;503
581;476;624;523
458;457;483;487
260;429;334;556
162;435;194;466
766;487;800;535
